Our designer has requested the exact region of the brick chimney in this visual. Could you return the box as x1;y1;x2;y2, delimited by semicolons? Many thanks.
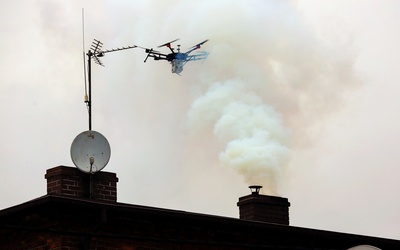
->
45;165;118;202
237;185;290;225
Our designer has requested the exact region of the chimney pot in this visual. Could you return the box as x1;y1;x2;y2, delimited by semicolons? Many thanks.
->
249;185;262;195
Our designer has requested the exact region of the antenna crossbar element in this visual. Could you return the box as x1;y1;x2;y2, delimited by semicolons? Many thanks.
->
100;45;138;55
90;39;104;66
88;40;138;66
92;55;104;66
90;39;103;53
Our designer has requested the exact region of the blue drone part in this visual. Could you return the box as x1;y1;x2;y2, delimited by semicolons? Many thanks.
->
141;39;209;75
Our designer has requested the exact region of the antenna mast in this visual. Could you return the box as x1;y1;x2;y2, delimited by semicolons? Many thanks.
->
86;39;103;131
83;39;138;130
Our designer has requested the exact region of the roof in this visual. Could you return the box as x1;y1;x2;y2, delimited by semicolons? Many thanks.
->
0;195;399;249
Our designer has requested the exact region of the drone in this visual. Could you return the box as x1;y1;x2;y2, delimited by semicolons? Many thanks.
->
138;39;209;75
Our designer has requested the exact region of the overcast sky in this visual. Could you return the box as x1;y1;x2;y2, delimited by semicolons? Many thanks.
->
1;0;400;240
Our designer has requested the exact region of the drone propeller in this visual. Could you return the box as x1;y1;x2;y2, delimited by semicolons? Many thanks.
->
190;39;209;50
158;39;180;48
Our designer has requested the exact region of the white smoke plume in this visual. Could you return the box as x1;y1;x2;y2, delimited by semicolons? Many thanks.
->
188;80;290;194
183;1;357;194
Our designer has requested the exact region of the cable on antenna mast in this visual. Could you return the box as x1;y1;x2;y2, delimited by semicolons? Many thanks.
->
82;8;88;104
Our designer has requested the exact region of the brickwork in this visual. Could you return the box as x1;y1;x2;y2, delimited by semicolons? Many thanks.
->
1;180;400;249
45;165;118;202
237;193;290;225
91;171;118;202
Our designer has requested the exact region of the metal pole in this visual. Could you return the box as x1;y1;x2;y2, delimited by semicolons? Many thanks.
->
87;50;92;131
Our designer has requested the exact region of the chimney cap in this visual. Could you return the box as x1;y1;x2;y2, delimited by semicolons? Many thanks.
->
249;185;262;194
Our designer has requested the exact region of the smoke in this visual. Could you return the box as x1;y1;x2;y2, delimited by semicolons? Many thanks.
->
91;0;356;196
188;80;290;194
183;0;357;194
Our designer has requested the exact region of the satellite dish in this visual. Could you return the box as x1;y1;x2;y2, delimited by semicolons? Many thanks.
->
70;130;111;173
348;246;381;250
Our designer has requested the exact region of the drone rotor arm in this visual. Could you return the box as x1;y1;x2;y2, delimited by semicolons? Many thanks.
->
186;51;209;62
143;49;168;62
158;39;180;48
188;39;209;50
184;39;209;55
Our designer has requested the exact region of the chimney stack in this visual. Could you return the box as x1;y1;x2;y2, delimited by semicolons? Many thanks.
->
237;186;290;225
45;165;118;202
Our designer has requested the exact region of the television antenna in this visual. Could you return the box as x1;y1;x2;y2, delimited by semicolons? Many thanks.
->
71;10;139;174
70;39;137;174
84;39;138;130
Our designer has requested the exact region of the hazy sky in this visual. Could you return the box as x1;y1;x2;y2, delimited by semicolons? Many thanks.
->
1;0;400;240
